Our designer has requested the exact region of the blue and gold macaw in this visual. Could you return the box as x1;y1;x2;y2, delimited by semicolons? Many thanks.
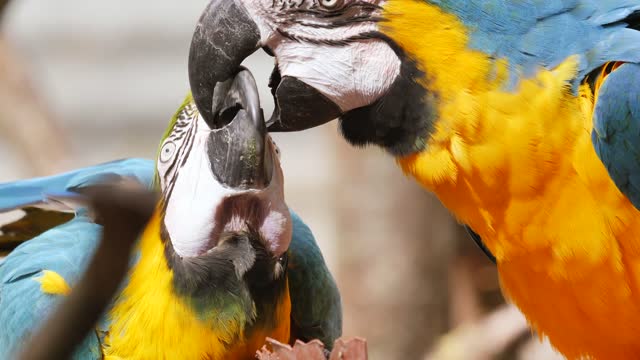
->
186;1;640;358
0;69;341;359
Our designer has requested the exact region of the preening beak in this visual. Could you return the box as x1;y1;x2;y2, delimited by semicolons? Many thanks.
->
189;0;261;126
188;0;342;134
207;69;272;190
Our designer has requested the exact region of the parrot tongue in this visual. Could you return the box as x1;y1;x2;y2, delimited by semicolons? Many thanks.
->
206;68;272;190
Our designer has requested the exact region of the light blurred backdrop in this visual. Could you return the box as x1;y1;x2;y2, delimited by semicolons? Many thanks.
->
0;1;563;359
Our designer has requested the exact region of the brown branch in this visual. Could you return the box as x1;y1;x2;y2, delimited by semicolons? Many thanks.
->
424;304;530;360
16;185;157;360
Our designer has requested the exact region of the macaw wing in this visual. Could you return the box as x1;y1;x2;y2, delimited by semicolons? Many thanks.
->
0;216;103;359
443;1;640;87
592;62;640;210
0;158;154;255
287;211;342;349
0;158;155;357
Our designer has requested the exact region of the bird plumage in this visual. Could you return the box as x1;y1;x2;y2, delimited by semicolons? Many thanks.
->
0;102;340;359
183;0;640;357
0;158;152;359
380;1;640;357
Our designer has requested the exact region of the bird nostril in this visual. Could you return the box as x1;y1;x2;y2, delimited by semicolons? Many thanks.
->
215;103;243;128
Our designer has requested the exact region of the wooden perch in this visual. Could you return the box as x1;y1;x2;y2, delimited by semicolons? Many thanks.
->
257;337;368;360
16;185;157;360
424;304;530;360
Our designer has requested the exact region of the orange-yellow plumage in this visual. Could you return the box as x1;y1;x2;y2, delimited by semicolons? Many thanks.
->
384;1;640;358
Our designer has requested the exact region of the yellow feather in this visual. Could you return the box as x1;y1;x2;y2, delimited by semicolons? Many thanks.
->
384;1;640;358
103;209;291;359
37;270;71;296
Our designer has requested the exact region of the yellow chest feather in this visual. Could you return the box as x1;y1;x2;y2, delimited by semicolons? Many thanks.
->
102;213;291;360
384;1;640;358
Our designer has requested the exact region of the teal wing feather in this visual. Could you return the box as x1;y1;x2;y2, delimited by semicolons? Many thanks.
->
433;0;640;88
0;216;103;359
0;159;155;359
0;158;154;253
0;158;154;212
592;62;640;209
287;211;342;349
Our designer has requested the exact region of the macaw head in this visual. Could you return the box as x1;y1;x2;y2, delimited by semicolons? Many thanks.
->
156;68;291;316
188;0;440;156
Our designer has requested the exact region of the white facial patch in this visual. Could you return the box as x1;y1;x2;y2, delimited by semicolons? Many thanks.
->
159;112;292;258
240;0;399;112
274;40;401;112
163;125;238;257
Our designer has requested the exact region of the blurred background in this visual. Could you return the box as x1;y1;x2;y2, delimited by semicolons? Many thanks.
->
0;1;563;358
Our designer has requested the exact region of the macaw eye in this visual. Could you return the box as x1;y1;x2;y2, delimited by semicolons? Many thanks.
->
319;0;343;9
160;142;176;163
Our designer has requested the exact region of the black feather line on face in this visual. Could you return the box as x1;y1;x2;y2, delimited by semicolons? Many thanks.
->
281;2;382;17
276;28;386;46
286;15;382;29
159;107;197;207
272;1;381;38
339;32;438;156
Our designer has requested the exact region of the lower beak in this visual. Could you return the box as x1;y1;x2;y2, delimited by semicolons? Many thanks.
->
189;0;261;127
189;0;342;134
207;69;272;190
266;73;342;132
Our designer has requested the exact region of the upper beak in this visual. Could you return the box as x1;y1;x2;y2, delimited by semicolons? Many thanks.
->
207;68;272;189
189;0;261;127
189;0;342;134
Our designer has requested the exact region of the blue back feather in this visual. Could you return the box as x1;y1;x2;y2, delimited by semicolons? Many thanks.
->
592;63;640;209
0;158;154;212
0;159;155;359
429;0;640;89
0;216;107;359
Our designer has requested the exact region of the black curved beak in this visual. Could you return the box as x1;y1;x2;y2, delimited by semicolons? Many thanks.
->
189;0;343;134
265;69;342;132
189;0;261;127
207;68;272;190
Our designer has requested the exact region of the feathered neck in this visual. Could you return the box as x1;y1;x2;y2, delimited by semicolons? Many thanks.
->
103;209;291;359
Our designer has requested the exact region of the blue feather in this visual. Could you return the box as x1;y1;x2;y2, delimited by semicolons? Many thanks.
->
287;211;342;347
429;0;640;90
0;158;154;212
592;63;640;209
0;216;104;359
0;158;155;359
